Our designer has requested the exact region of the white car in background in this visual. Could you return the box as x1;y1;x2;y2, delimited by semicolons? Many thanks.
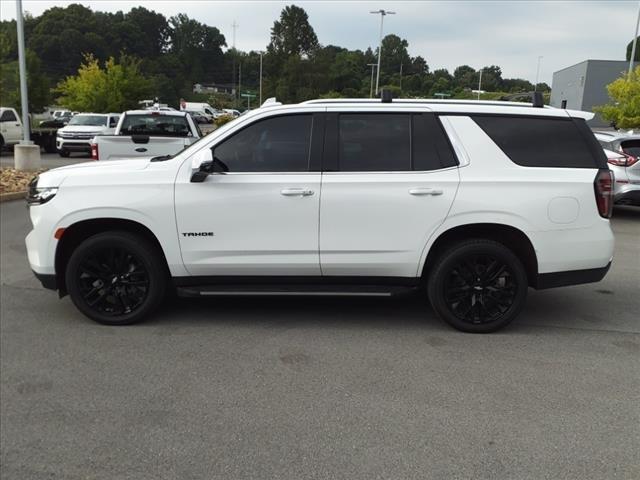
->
90;110;202;161
56;113;120;157
595;131;640;206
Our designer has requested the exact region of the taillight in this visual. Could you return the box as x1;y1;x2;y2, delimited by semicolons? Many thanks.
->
622;152;639;166
91;143;98;160
608;152;636;167
594;169;614;218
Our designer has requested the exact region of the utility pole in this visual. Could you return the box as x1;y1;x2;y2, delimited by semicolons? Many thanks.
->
231;20;239;49
15;0;30;143
477;68;483;100
370;9;395;96
629;2;640;77
238;62;242;108
13;0;40;170
259;52;263;105
534;56;543;91
399;62;403;92
367;63;377;98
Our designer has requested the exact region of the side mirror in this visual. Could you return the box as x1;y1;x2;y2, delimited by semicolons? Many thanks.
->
190;149;227;182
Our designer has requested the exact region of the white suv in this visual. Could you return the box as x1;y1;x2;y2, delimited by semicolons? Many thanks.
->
56;113;120;157
25;96;615;333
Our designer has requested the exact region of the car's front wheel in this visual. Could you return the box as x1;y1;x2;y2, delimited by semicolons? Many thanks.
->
65;232;167;325
427;239;528;333
58;149;70;157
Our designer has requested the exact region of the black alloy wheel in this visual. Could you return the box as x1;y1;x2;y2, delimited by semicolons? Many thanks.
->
66;232;166;325
76;246;150;317
443;254;517;325
428;239;528;333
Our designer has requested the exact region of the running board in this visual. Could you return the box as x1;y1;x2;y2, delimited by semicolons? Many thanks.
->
176;284;420;298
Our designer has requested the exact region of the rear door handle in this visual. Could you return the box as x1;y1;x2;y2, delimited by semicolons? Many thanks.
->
408;187;443;196
280;188;314;197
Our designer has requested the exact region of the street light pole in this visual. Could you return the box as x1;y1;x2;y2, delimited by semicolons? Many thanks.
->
370;9;395;96
629;1;640;77
367;63;377;98
477;68;483;100
15;0;30;143
534;56;543;91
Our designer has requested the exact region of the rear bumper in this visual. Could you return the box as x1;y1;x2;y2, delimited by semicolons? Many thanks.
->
533;262;611;289
614;189;640;206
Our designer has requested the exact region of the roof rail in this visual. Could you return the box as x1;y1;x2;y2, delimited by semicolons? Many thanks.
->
498;91;545;108
261;97;282;108
301;98;550;108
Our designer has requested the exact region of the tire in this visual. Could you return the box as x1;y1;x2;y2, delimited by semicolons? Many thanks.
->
65;231;167;325
44;137;57;153
427;239;528;333
59;149;70;157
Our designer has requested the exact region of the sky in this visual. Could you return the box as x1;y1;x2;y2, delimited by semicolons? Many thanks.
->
1;0;638;84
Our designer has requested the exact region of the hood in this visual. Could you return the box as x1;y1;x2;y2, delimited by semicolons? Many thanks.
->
58;124;108;134
36;159;150;188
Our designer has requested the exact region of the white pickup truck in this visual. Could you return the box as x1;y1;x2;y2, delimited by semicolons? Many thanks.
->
91;110;203;161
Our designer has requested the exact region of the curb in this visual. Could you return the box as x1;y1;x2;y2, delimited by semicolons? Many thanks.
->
0;191;26;203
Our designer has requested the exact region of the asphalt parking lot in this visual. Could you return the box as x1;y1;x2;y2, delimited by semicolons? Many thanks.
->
1;199;639;479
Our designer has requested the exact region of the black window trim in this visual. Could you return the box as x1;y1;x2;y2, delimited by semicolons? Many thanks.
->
210;112;320;174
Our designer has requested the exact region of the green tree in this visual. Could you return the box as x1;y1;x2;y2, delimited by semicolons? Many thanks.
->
267;5;319;58
0;50;50;112
56;54;152;112
594;66;640;128
626;36;639;62
379;34;410;83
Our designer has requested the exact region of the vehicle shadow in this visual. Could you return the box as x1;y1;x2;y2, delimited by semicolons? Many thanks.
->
143;286;621;334
152;293;449;332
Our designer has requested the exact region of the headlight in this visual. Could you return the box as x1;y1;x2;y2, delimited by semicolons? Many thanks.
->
26;176;58;205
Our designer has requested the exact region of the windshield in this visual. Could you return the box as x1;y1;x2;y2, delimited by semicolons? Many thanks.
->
68;115;107;126
119;114;191;137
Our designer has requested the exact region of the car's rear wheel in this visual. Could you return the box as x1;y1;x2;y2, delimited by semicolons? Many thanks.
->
65;232;166;325
427;239;528;333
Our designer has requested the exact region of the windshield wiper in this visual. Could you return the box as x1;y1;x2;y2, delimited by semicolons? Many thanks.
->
150;155;173;162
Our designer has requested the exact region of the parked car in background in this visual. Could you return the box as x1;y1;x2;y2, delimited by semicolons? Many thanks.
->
594;131;640;206
223;109;241;118
181;102;219;121
52;110;75;125
185;110;212;124
91;110;202;161
26;96;614;333
56;113;120;157
0;107;58;153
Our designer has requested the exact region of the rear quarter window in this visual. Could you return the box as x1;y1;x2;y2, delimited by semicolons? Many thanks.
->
472;115;607;169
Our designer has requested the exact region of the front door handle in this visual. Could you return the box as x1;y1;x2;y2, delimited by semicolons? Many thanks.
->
409;187;443;196
280;188;314;197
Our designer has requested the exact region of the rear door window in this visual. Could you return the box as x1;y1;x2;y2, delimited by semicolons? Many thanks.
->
472;115;606;168
338;114;411;171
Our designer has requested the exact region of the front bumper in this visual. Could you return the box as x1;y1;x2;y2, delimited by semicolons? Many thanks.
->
33;270;57;290
56;139;92;152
